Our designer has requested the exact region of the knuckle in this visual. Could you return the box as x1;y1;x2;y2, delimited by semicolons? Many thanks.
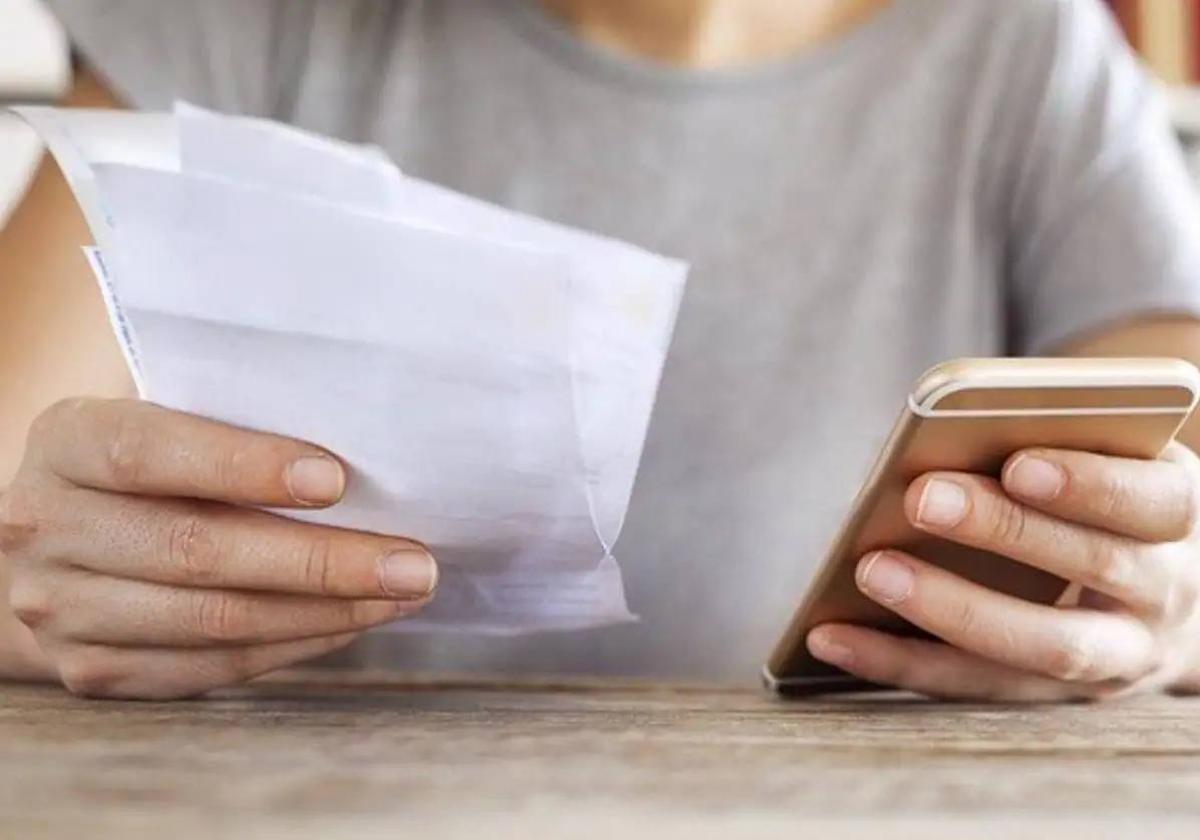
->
30;397;88;445
193;592;251;643
209;446;248;496
1044;633;1095;682
8;579;54;630
165;514;222;585
1086;540;1136;593
987;499;1028;547
1097;472;1134;521
301;537;339;596
104;409;150;487
0;487;42;555
58;651;123;698
945;596;984;642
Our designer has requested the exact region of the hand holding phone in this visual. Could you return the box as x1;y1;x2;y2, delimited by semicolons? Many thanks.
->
766;357;1200;700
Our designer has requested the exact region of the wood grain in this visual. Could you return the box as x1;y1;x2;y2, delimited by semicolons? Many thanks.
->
3;671;1200;839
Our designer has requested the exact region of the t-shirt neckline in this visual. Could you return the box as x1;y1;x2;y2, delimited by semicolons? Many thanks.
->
496;0;918;95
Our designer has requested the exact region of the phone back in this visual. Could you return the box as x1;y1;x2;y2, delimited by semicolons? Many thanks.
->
765;359;1199;693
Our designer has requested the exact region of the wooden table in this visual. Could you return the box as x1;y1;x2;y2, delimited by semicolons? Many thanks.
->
3;672;1200;839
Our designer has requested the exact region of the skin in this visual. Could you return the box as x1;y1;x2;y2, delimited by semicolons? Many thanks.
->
805;323;1200;700
0;72;438;698
3;0;1200;700
540;0;892;67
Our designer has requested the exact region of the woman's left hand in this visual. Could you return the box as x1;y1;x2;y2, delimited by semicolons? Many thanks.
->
807;442;1200;701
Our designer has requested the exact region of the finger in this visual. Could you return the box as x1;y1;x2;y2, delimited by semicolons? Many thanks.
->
1001;443;1199;543
807;624;1102;702
43;488;438;600
853;549;1157;683
905;471;1167;612
25;568;427;647
32;398;346;508
54;632;361;700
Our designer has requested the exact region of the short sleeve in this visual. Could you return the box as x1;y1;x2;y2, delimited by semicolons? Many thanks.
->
41;0;317;118
1007;0;1200;354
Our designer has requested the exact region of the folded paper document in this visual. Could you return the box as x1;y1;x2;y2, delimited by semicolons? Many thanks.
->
14;104;688;634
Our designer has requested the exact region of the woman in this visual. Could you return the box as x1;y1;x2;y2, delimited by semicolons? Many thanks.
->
3;0;1200;701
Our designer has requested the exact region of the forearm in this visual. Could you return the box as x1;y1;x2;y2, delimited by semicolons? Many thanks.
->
0;146;129;683
0;68;129;682
0;65;132;483
0;155;136;481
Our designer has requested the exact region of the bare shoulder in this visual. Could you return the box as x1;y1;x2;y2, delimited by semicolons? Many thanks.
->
0;66;134;485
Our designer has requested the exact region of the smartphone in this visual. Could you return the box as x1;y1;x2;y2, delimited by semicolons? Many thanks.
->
764;357;1200;696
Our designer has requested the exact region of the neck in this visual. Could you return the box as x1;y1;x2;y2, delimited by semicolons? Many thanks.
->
538;0;892;68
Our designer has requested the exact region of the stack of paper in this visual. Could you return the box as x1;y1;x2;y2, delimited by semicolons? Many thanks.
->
13;103;688;634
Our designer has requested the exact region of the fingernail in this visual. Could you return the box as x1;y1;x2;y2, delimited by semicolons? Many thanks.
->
915;478;968;528
808;630;855;668
379;550;439;598
1006;454;1065;502
857;551;914;604
286;456;345;504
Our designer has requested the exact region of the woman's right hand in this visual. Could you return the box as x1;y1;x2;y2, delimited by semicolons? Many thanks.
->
0;398;438;699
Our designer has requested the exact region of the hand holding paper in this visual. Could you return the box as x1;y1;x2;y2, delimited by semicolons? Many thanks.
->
13;104;687;635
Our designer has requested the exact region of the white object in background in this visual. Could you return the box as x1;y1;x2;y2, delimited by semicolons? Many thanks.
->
1168;85;1200;138
14;104;688;635
1166;86;1200;188
0;0;71;228
0;118;45;225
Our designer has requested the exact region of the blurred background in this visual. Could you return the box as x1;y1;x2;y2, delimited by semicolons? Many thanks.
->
2;0;1200;212
4;0;1200;235
0;0;69;228
1109;1;1200;180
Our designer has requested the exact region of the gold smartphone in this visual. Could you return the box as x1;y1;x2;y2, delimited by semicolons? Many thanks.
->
764;357;1200;696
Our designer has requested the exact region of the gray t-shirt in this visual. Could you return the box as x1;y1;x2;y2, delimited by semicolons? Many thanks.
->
46;0;1200;681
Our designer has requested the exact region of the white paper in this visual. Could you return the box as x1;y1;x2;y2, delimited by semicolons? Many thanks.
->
13;104;688;634
173;102;406;213
173;105;685;550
